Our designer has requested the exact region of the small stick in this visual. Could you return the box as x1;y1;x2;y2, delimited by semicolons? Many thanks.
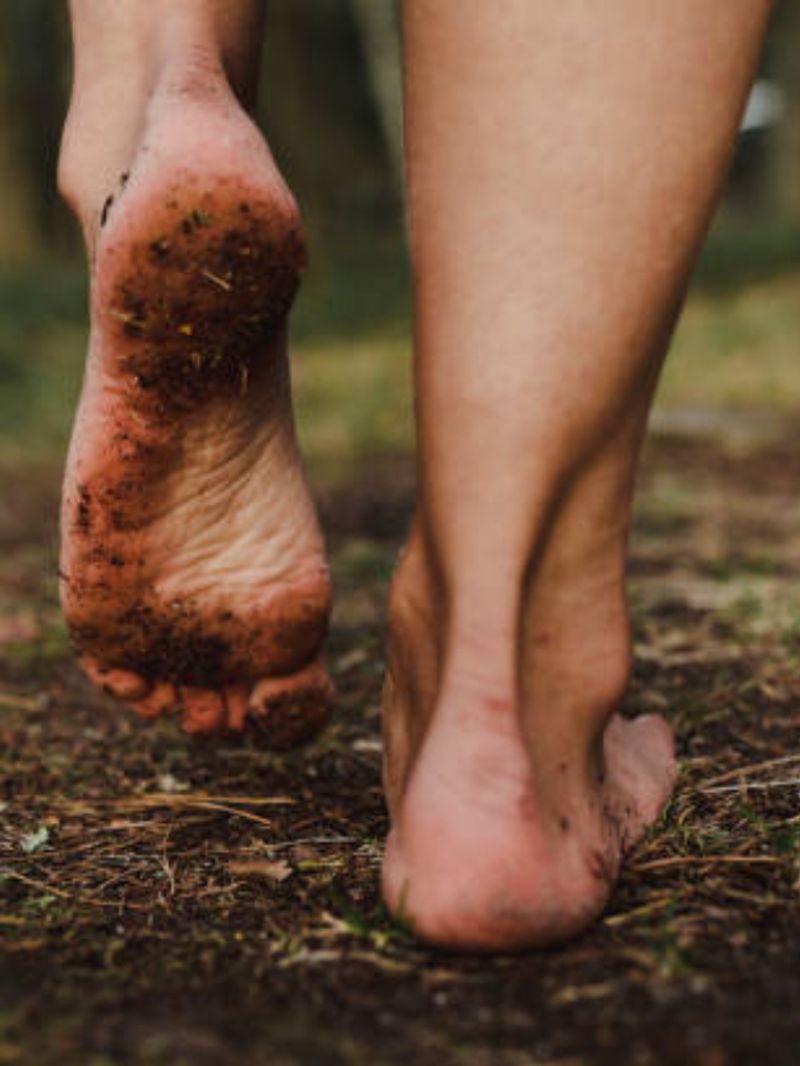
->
699;778;800;795
59;793;296;810
0;867;146;910
699;753;800;788
631;854;783;873
0;692;38;711
200;268;232;291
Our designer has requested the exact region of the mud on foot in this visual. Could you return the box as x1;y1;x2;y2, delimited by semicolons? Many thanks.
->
60;88;333;746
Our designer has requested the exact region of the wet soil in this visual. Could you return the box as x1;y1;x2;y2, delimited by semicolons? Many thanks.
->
1;428;799;1065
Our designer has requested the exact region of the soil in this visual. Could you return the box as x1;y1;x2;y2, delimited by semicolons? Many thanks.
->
1;426;799;1066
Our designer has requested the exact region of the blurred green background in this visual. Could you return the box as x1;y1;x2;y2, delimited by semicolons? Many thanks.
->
0;0;799;484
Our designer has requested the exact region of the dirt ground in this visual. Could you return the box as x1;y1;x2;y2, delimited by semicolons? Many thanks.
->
1;422;799;1066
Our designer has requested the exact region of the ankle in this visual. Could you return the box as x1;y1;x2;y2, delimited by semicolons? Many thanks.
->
388;508;632;745
59;27;244;233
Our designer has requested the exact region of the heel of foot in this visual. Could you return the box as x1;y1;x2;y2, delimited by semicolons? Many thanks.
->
380;696;676;950
382;820;610;952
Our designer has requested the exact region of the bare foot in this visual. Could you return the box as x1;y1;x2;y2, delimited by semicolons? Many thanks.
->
381;525;676;950
379;0;765;953
59;69;332;745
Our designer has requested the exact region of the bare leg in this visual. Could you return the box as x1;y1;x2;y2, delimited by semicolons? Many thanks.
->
383;0;773;948
58;1;332;744
61;0;267;250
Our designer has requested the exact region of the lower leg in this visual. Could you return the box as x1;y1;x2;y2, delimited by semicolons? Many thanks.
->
60;0;267;241
58;1;332;743
384;0;772;947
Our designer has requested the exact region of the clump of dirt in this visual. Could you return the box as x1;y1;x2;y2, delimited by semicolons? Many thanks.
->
106;189;305;414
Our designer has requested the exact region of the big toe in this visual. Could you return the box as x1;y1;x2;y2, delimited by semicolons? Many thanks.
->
604;713;677;837
242;659;334;748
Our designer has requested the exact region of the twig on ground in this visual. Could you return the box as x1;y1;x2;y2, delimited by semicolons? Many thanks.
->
0;867;147;910
630;854;783;873
699;753;800;788
699;778;800;795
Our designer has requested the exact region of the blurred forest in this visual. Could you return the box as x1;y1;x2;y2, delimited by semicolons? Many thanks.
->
0;0;799;469
0;0;405;260
0;1;799;260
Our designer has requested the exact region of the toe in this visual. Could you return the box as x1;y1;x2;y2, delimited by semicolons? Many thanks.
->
622;713;678;805
631;714;678;823
133;682;181;720
80;656;154;701
246;659;334;749
178;687;227;734
604;713;677;842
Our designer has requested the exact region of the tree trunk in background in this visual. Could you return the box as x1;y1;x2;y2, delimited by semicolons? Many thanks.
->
771;1;800;216
260;0;397;240
0;0;399;261
0;1;73;261
0;9;42;262
349;0;403;196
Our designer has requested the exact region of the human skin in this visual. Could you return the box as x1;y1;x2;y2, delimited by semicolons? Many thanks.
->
59;0;773;947
382;0;773;948
59;0;333;743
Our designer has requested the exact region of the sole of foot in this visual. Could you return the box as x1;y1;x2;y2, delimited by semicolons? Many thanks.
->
60;74;333;747
380;537;677;951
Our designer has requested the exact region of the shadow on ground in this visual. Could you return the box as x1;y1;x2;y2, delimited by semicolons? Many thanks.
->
1;424;799;1066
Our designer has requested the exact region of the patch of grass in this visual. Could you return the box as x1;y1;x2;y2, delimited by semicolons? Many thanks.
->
644;911;696;981
694;214;800;293
659;271;800;412
780;611;800;658
705;553;781;582
0;262;86;457
717;587;765;635
293;331;413;479
332;895;413;951
292;228;411;345
2;222;800;485
331;540;397;588
768;823;800;857
1;620;71;670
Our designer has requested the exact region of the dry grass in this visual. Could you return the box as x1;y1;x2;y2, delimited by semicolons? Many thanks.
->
1;426;799;1065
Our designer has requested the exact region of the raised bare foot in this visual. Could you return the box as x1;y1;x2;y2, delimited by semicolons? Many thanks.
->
381;517;677;950
58;65;332;745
